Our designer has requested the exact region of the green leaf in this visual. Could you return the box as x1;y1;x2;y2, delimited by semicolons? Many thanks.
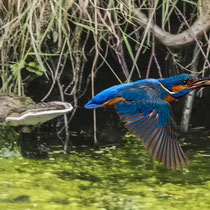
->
11;60;25;76
26;61;44;76
11;60;25;96
70;20;96;33
121;31;141;78
182;0;199;6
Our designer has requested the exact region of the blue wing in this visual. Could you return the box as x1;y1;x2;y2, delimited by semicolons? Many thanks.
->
116;85;189;172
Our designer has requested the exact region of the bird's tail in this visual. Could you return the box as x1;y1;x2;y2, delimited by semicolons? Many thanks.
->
84;84;123;109
84;101;102;109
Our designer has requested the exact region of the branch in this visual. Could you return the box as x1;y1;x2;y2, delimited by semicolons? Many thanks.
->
132;9;210;48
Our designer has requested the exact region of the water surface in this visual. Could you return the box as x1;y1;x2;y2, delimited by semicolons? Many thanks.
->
0;126;210;210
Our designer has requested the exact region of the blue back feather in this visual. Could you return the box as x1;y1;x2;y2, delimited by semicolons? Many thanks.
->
84;79;159;109
85;74;195;108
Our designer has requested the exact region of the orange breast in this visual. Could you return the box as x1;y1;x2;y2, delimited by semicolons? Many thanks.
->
164;95;178;104
102;97;126;107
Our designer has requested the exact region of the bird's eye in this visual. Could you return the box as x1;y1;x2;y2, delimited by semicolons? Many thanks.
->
182;80;188;85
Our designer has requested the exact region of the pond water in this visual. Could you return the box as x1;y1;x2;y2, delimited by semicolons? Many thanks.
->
0;125;210;210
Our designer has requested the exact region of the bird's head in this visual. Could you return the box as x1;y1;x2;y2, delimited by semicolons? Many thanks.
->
159;74;210;99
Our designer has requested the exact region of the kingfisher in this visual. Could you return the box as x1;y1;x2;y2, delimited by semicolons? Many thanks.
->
85;74;210;172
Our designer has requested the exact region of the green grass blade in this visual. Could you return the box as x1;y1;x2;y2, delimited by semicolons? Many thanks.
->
121;30;141;78
99;52;122;84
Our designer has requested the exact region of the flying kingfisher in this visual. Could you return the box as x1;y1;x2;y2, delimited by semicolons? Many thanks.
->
85;74;210;172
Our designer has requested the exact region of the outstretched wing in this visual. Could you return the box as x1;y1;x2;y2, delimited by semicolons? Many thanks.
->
116;84;190;172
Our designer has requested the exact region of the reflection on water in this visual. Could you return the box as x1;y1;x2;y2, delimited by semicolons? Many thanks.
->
0;124;210;209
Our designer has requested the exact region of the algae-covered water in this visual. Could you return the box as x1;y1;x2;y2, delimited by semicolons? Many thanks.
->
0;126;210;210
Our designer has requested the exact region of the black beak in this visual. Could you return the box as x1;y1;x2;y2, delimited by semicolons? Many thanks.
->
191;77;210;89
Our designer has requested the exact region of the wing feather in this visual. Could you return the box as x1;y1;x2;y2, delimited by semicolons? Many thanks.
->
174;139;188;169
174;142;183;172
147;128;163;156
117;106;190;172
170;137;176;172
166;136;171;170
153;128;165;160
158;130;167;165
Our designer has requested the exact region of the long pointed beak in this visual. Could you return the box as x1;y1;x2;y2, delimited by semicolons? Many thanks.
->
191;77;210;89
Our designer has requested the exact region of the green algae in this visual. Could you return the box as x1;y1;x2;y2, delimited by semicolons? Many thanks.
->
0;131;210;209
